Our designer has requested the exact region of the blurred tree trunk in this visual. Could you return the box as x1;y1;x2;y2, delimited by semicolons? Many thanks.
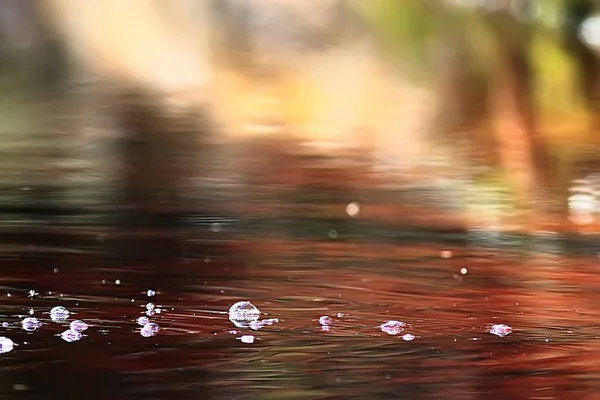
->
486;9;558;224
432;18;494;164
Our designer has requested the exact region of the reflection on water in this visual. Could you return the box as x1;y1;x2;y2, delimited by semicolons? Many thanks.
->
4;189;600;399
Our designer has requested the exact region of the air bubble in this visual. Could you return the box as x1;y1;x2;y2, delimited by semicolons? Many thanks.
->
50;306;70;322
380;320;406;335
228;301;260;328
69;320;88;332
0;337;14;353
21;318;42;332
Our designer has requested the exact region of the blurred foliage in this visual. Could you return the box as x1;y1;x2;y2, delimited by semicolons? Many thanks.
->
2;0;600;223
352;0;441;77
355;0;600;174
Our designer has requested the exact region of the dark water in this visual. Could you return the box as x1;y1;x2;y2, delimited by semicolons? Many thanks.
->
3;178;600;400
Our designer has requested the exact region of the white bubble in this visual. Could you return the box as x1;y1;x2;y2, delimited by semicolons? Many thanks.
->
460;268;468;275
402;333;415;341
147;289;156;297
489;324;512;338
60;329;82;343
239;335;255;344
50;306;70;322
140;323;160;337
328;230;338;239
319;316;333;326
380;320;406;335
228;301;260;325
21;317;42;332
0;337;14;353
137;316;150;326
115;280;121;285
69;320;88;332
146;303;155;311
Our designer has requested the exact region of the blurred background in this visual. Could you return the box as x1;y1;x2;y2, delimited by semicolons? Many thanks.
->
6;0;600;236
2;0;600;399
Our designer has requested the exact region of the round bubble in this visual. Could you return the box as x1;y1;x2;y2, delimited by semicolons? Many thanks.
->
21;317;42;332
140;322;160;337
50;306;70;322
0;337;14;354
228;301;260;327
